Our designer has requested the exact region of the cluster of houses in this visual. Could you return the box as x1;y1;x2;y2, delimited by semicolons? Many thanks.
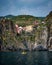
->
15;21;45;35
0;18;48;51
15;24;33;34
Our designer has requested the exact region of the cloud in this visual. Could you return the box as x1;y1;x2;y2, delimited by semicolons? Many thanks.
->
16;8;43;16
15;8;34;16
47;0;52;9
16;4;52;17
0;0;52;16
19;0;47;4
20;0;34;2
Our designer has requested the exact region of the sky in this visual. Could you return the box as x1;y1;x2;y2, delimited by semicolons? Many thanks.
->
0;0;52;17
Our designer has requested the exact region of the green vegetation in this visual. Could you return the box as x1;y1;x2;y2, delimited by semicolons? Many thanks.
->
0;15;45;26
45;11;52;46
0;11;52;51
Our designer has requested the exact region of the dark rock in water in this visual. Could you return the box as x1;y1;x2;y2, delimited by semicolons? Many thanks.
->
6;45;18;51
34;45;48;51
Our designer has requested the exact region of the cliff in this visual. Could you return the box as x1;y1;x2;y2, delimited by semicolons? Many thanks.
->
0;12;52;51
0;18;26;51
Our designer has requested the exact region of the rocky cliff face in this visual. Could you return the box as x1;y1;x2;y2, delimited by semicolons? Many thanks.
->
45;11;52;49
0;18;48;51
0;11;52;51
0;18;26;51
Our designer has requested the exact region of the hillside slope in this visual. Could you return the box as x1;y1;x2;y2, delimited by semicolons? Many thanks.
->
0;15;45;25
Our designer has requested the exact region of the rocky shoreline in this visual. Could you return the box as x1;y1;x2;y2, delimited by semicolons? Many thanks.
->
1;47;48;52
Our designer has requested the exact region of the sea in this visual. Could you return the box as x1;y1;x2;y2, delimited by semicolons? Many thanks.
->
0;51;52;65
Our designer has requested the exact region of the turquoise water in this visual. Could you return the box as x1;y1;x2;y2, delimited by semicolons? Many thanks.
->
0;51;52;65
